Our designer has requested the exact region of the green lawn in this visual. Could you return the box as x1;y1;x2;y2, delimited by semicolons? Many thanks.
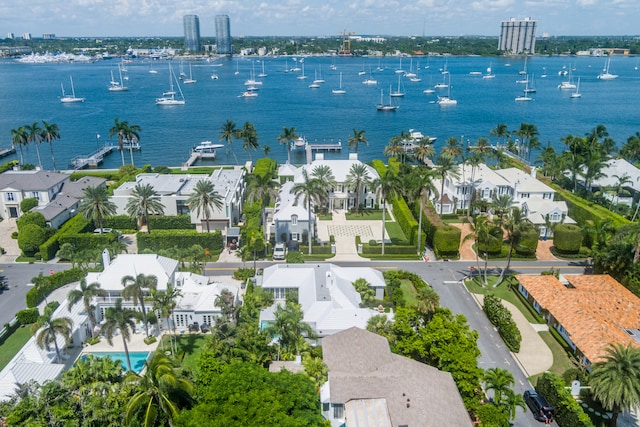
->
0;326;33;371
384;222;407;242
399;279;418;306
346;210;383;220
162;334;208;373
317;213;333;221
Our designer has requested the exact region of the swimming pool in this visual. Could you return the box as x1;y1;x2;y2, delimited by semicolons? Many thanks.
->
81;351;150;374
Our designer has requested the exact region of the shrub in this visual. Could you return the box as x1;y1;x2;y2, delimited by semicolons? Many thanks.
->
149;215;195;230
58;233;117;252
101;215;136;230
482;294;522;352
39;214;93;261
478;226;504;255
19;197;39;213
233;268;255;282
391;196;421;245
18;223;47;256
515;226;539;256
433;226;460;258
26;268;85;308
553;224;582;254
16;308;39;325
17;211;47;230
285;251;305;263
535;372;594;427
137;229;223;253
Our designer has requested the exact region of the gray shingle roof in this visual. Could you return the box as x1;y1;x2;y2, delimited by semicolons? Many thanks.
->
0;170;68;191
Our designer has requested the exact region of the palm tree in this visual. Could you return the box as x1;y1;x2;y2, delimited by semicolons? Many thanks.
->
151;285;182;356
442;136;463;160
26;121;44;169
366;314;394;341
122;273;158;338
372;169;401;255
590;343;640;427
465;214;492;285
278;126;298;164
404;166;436;255
434;152;461;217
490;123;510;147
34;305;73;363
610;173;632;206
240;121;259;161
125;183;165;233
219;119;240;165
67;278;106;338
10;125;28;165
41;121;61;171
497;207;531;286
492;194;514;220
414;286;440;320
78;185;117;233
187;180;224;233
383;135;405;163
311;164;336;212
515;123;539;162
344;163;371;214
125;351;193;427
484;367;515;406
411;139;435;165
264;300;315;360
292;169;324;255
101;298;140;372
348;128;368;154
621;132;640;164
109;118;141;166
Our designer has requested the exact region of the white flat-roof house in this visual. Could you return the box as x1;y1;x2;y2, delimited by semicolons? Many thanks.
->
588;158;640;206
432;165;573;237
0;169;106;228
256;263;386;340
110;168;246;231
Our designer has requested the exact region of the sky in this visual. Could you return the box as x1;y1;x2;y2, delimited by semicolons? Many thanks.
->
1;0;638;38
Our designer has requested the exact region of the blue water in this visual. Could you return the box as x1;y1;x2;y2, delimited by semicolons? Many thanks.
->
0;55;639;170
81;351;150;373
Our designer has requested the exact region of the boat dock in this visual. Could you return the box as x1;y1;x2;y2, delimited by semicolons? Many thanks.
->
0;147;16;158
306;140;342;152
183;151;217;168
69;145;117;170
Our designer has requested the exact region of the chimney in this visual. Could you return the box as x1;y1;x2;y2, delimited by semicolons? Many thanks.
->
530;166;537;178
101;249;111;267
325;271;333;288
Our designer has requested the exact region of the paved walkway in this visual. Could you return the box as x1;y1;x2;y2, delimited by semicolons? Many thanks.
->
0;218;19;263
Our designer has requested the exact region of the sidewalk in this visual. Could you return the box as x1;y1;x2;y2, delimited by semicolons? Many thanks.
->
0;218;19;263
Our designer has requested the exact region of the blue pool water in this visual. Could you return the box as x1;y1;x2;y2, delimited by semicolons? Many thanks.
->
81;351;150;373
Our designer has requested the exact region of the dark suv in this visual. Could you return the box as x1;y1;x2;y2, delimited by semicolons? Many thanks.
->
524;390;554;422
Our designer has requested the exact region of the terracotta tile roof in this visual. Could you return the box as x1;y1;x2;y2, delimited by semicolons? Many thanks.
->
517;274;640;363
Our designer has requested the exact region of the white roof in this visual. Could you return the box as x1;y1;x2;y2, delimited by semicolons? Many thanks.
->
523;198;575;225
85;254;178;292
590;158;640;191
495;167;554;194
298;159;379;183
273;181;314;222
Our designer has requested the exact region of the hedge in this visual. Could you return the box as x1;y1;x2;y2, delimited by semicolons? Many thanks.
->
535;372;594;427
137;229;223;253
371;159;387;176
482;294;522;352
478;226;504;255
102;215;136;230
26;268;85;308
39;214;93;261
149;215;195;230
18;224;48;256
391;196;422;246
553;224;582;254
253;158;277;180
551;183;629;228
58;233;118;252
515;226;539;256
16;308;39;325
432;226;461;258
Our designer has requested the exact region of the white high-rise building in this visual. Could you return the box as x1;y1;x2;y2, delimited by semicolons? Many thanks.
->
215;15;232;55
498;18;537;55
183;15;201;52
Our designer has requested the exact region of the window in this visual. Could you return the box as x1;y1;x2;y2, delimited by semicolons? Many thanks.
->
175;314;187;327
291;215;298;225
176;200;190;215
6;192;14;201
322;403;330;412
333;404;344;419
202;315;213;325
291;233;300;241
550;213;560;222
273;288;288;300
520;193;530;198
31;191;40;200
337;185;343;193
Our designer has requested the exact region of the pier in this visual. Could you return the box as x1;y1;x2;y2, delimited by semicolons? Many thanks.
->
306;140;342;152
0;147;15;158
183;151;217;168
69;145;117;170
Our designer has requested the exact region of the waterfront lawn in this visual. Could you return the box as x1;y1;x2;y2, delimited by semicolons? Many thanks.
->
346;210;383;220
0;326;33;371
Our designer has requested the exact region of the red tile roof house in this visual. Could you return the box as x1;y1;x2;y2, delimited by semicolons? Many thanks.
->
516;274;640;367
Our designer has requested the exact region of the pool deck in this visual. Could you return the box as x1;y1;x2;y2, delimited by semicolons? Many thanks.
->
80;331;161;354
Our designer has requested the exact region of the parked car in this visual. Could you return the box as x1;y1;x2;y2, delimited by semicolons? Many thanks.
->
273;243;286;260
523;390;554;422
188;322;200;333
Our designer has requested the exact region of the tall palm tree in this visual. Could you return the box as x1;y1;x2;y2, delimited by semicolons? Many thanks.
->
496;207;531;286
67;278;106;338
26;121;44;169
109;118;141;166
372;169;401;255
490;123;510;147
515;123;539;162
484;367;515;406
590;343;640;427
292;169;324;255
414;286;440;320
278;126;298;164
125;183;165;233
41;121;61;171
78;185;117;233
264;300;315;360
344;163;371;214
442;136;463;160
465;214;492;285
621;132;640;164
383;135;405;163
151;285;182;356
122;273;158;338
247;171;280;240
492;193;514;220
34;305;73;364
348;128;368;154
412;139;435;165
434;152;461;217
311;164;336;212
187;180;224;233
101;298;140;372
10;125;28;165
240;121;259;161
403;166;436;255
125;351;193;427
219;119;240;165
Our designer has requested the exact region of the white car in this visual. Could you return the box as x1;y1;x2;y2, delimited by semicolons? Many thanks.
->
273;243;286;260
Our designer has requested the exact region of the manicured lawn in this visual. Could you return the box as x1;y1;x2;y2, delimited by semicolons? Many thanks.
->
385;222;406;241
0;326;33;371
317;213;333;221
346;210;383;220
399;279;418;306
162;333;208;373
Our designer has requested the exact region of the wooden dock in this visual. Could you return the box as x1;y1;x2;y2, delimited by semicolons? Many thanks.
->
183;151;217;168
0;147;16;158
306;140;342;152
69;145;117;170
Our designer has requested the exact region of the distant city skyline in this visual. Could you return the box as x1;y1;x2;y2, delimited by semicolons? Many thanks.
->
1;1;639;38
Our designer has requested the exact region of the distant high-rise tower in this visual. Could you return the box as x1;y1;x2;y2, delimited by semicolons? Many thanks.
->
498;17;537;54
215;15;232;55
183;15;201;52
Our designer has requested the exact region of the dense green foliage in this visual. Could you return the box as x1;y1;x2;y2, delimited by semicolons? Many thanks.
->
478;225;503;255
39;214;93;260
482;295;522;353
391;196;421;246
26;268;85;308
553;224;583;254
535;372;595;427
149;215;195;230
19;197;38;213
592;223;640;297
137;229;223;253
433;225;461;258
101;214;136;229
17;223;48;256
58;232;118;252
16;308;39;325
16;211;46;230
514;226;539;256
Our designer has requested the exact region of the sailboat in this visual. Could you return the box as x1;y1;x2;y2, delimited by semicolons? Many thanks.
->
524;73;536;93
183;63;197;84
540;67;547;78
155;64;185;105
60;76;85;103
597;58;618;80
395;57;405;74
434;72;449;89
149;61;158;74
519;56;528;75
483;62;495;79
377;86;399;111
297;61;308;80
108;64;129;92
258;61;268;78
390;74;405;97
558;70;577;90
244;61;263;86
515;79;533;101
437;75;457;106
309;70;321;88
332;72;346;94
330;57;337;71
570;77;582;98
313;66;325;84
404;58;416;78
362;67;377;85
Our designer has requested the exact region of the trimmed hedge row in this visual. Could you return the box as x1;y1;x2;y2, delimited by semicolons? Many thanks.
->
16;308;39;325
149;215;195;230
253;158;277;180
59;233;117;252
433;226;461;257
356;236;417;255
137;229;223;253
553;224;582;254
26;268;85;308
391;196;423;246
536;372;594;427
551;182;629;228
39;214;93;261
102;215;136;229
515;226;539;256
482;294;522;352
